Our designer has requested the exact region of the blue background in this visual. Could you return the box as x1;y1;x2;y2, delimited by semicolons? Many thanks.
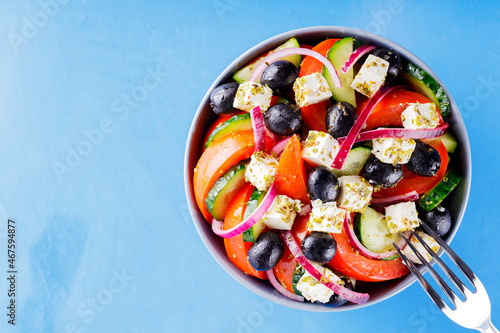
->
0;0;499;332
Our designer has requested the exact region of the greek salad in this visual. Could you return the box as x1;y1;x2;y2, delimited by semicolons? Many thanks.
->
193;37;462;306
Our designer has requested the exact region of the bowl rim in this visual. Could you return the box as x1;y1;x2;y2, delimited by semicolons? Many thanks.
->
184;26;472;312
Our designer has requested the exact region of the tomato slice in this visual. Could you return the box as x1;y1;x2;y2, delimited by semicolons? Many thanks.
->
298;39;340;132
272;243;297;294
327;226;410;282
273;214;309;293
299;39;340;76
202;112;247;153
373;138;449;197
276;213;409;285
357;89;444;131
274;135;310;204
202;115;233;153
224;183;267;280
194;131;275;222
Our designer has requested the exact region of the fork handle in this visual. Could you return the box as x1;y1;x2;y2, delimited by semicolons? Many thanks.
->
478;318;499;333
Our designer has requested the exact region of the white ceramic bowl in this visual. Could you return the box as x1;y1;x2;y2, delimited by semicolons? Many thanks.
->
184;26;471;312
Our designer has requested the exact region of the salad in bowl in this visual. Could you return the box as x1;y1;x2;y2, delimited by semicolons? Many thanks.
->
184;27;470;311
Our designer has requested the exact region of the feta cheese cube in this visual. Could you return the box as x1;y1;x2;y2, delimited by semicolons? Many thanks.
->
260;195;301;230
402;231;440;264
244;151;278;191
372;137;416;165
233;81;273;112
337;176;373;213
301;131;340;168
401;102;441;129
385;201;420;234
351;54;390;98
296;263;342;303
293;73;332;108
308;199;346;233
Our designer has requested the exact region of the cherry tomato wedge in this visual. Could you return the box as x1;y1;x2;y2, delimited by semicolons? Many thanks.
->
202;115;233;153
274;135;310;204
373;138;449;197
224;183;267;280
194;131;275;222
327;225;409;282
357;89;444;131
273;214;309;293
298;39;340;132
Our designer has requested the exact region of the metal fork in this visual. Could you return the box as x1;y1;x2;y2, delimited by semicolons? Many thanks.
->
393;221;498;333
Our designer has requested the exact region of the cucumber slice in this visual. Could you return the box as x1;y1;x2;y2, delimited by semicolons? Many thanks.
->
437;131;458;153
242;188;266;242
405;63;451;117
332;147;371;177
205;113;251;149
381;254;400;261
233;38;302;84
418;170;462;211
291;263;305;296
355;207;400;253
324;37;357;107
275;95;290;104
205;163;247;221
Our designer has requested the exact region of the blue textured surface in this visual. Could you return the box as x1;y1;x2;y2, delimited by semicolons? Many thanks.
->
0;0;499;332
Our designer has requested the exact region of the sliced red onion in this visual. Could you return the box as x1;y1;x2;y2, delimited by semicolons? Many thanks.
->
298;204;311;216
266;269;305;302
343;214;409;260
337;123;449;145
331;85;403;169
249;48;342;88
281;230;370;304
250;106;266;152
266;129;280;144
341;45;377;74
212;183;277;238
271;137;291;157
370;191;420;207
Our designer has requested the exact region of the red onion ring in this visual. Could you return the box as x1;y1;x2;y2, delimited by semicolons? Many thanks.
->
266;269;305;302
250;106;267;152
331;85;403;169
343;214;410;260
337;123;449;145
298;204;311;216
249;47;342;88
271;137;291;157
281;230;370;304
212;184;277;238
370;191;420;207
341;45;377;74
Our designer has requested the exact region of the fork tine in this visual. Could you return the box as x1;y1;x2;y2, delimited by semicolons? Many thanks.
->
401;233;458;307
419;221;477;288
411;230;467;298
393;242;448;311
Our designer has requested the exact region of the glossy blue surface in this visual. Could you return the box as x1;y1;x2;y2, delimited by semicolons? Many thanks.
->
0;0;498;332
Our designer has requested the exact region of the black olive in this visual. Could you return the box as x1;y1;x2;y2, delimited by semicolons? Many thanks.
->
363;156;403;188
325;101;356;139
406;141;441;177
263;103;303;136
260;60;299;94
301;232;337;264
370;48;402;80
248;232;284;271
209;82;239;115
418;205;452;237
307;167;340;202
